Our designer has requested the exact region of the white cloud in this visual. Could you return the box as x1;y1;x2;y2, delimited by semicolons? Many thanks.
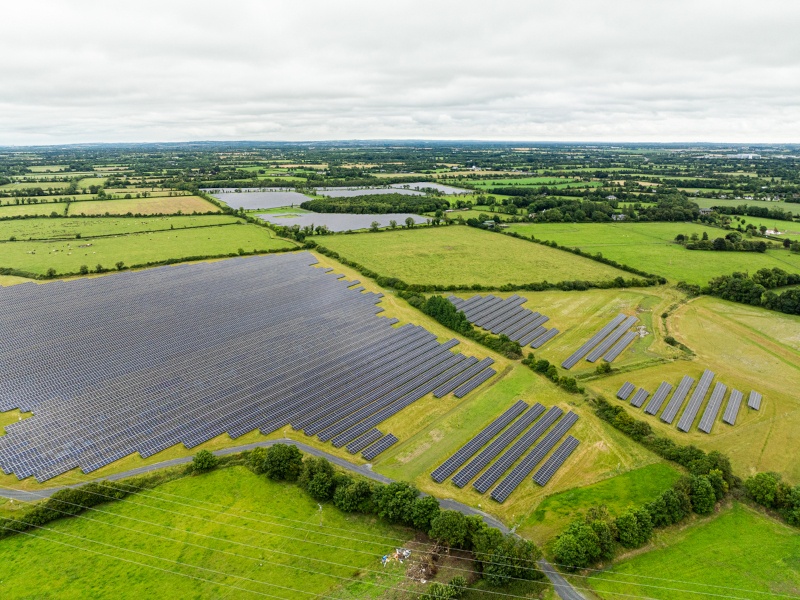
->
1;0;798;144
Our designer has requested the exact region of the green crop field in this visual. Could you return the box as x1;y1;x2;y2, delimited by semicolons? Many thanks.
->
522;463;682;541
0;466;413;599
587;503;800;599
0;202;69;217
68;195;219;216
507;222;800;285
0;224;295;276
318;226;631;287
0;215;241;241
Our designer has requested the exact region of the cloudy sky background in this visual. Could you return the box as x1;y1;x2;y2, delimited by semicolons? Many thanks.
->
1;1;798;144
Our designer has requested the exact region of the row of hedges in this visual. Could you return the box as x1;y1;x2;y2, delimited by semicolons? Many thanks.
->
246;444;544;587
704;268;800;315
521;353;582;394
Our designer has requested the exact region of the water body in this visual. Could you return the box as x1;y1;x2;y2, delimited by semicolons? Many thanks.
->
314;187;424;198
208;190;311;210
390;182;471;194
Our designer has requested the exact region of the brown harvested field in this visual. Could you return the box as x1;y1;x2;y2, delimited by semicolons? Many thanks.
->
68;195;220;216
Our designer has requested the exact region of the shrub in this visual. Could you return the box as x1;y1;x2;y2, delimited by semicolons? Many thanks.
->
298;456;336;500
409;496;441;531
191;449;218;472
333;480;374;513
429;510;469;548
262;444;303;481
690;475;716;515
372;481;418;524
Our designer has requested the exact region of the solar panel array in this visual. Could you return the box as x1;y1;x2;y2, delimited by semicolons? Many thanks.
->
562;314;638;369
0;252;497;482
616;382;636;401
677;369;715;432
533;435;580;486
629;388;650;408
661;376;696;424
430;401;527;483
621;371;763;433
362;434;398;460
644;382;673;415
451;404;546;488
748;391;763;410
723;390;743;425
491;412;579;502
698;382;727;434
447;294;559;348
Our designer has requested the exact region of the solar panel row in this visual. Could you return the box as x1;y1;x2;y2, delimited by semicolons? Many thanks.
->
602;331;639;362
677;369;715;432
617;382;636;401
644;382;673;415
748;390;763;410
661;376;696;424
0;254;496;482
430;401;528;483
448;295;559;348
723;390;743;425
630;388;650;408
585;316;638;362
698;382;727;433
362;434;398;460
562;314;628;369
533;435;580;486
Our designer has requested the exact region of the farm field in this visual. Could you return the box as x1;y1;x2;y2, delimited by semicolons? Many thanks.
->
318;226;632;287
0;466;413;599
0;202;69;217
589;295;800;482
0;215;241;240
0;224;294;276
67;195;219;215
587;503;800;599
693;196;800;214
522;463;682;541
507;222;800;285
470;177;579;187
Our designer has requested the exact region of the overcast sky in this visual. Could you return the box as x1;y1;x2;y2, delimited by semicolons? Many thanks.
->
1;1;798;145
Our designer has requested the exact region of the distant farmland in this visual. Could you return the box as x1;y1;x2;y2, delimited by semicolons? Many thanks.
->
318;225;631;287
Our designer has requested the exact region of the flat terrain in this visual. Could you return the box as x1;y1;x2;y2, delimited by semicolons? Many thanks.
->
0;224;294;275
0;203;69;217
589;295;800;482
507;222;800;285
319;226;632;287
588;503;800;599
0;215;240;240
67;195;219;215
0;466;413;599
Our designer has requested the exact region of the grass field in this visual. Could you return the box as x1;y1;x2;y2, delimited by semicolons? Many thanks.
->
0;466;414;599
693;196;799;214
0;202;68;217
318;226;632;287
0;224;294;275
470;177;579;187
523;463;681;541
68;195;219;215
507;222;800;285
0;215;241;241
587;503;800;599
589;295;800;483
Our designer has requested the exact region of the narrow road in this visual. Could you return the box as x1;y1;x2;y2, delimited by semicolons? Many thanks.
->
0;438;583;599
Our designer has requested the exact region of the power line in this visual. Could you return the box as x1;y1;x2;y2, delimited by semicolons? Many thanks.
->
52;471;800;600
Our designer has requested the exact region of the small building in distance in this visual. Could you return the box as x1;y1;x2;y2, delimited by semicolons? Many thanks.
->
699;208;715;215
606;194;618;200
611;214;627;221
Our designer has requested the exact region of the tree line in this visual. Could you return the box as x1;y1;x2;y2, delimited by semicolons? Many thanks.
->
301;193;450;215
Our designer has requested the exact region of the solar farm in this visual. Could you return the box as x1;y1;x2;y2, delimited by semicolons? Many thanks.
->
561;313;640;368
616;372;763;434
447;294;560;348
431;400;580;502
0;252;498;482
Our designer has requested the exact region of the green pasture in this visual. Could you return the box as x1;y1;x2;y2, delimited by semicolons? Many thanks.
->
0;215;241;241
693;196;799;215
522;463;681;541
318;225;631;287
0;467;412;599
0;181;72;191
588;503;800;599
0;223;294;275
0;202;68;217
507;222;800;285
470;177;580;187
